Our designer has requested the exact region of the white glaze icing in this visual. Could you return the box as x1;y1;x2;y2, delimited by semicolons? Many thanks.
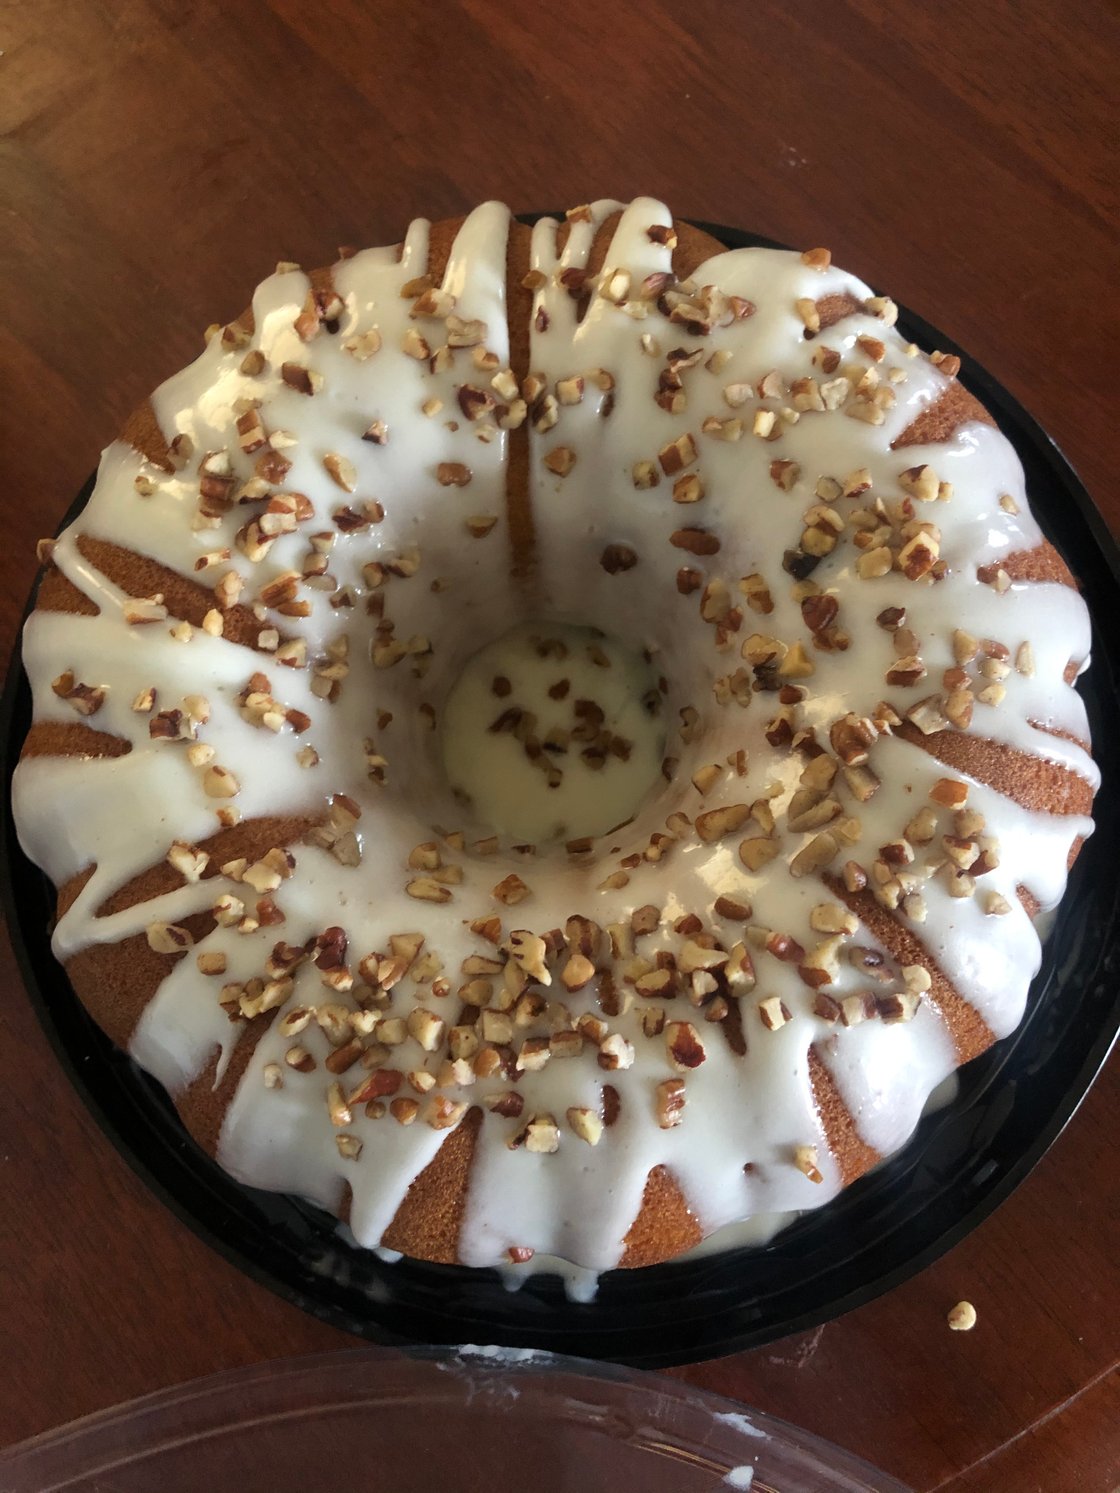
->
440;620;666;843
13;199;1096;1271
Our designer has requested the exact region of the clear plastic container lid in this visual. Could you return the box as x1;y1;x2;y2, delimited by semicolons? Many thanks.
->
0;1346;910;1492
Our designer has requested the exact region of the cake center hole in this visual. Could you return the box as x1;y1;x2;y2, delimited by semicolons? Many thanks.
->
441;621;668;844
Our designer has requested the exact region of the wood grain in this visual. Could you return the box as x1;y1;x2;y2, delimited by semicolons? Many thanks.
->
0;2;1117;1488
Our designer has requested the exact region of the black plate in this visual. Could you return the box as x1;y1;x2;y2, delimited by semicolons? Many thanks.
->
3;222;1118;1369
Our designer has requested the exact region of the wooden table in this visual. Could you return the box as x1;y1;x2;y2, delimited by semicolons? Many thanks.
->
1;2;1117;1487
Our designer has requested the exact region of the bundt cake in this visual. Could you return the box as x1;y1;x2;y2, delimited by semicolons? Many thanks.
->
13;197;1097;1271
